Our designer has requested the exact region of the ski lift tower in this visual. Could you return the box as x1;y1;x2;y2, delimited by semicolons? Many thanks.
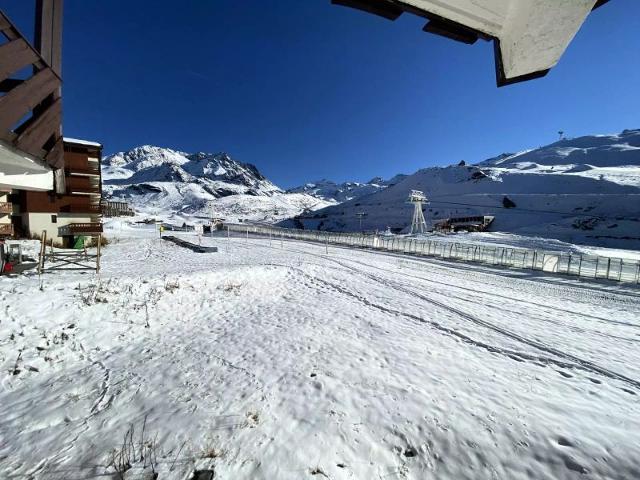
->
355;212;367;231
407;190;429;235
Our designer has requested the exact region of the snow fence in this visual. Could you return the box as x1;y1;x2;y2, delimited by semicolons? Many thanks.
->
226;224;640;285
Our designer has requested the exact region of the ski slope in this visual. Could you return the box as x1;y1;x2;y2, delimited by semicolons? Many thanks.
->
1;226;639;479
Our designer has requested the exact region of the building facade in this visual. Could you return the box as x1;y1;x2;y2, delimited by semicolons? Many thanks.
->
12;138;103;246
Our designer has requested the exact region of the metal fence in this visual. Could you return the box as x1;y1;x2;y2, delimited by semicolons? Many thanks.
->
226;224;640;285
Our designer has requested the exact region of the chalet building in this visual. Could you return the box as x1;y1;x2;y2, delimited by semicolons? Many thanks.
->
12;138;103;245
0;1;104;246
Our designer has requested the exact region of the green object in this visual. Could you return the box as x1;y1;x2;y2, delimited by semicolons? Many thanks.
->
73;236;87;249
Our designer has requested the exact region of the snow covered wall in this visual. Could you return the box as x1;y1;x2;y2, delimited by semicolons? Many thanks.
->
288;129;640;250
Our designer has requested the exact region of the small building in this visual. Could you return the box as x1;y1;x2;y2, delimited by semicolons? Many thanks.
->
434;215;494;233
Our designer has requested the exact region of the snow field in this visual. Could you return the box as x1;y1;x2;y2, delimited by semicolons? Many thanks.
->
1;227;639;479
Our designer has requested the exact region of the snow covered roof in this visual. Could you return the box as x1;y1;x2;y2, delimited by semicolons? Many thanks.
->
332;0;609;86
63;137;103;148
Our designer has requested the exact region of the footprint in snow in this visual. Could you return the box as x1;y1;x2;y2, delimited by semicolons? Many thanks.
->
557;436;575;447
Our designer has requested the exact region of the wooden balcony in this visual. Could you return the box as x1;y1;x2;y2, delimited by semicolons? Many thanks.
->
60;203;102;214
0;202;12;214
65;164;100;176
58;222;103;236
65;176;100;193
0;223;14;236
0;10;64;169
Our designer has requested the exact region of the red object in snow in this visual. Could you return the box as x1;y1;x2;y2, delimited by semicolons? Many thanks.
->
2;262;13;273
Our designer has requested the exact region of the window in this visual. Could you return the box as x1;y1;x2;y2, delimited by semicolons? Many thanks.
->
51;215;57;224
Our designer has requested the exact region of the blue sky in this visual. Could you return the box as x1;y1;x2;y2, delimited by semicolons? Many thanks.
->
2;1;638;187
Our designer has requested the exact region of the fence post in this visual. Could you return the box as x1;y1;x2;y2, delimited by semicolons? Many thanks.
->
37;230;47;274
96;234;102;274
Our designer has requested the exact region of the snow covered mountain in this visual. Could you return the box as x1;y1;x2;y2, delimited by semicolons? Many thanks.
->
102;146;333;223
287;129;640;249
287;175;407;203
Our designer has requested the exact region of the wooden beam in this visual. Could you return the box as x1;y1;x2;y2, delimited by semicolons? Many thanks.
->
0;68;59;132
331;0;403;21
0;13;11;32
35;0;63;76
15;98;62;155
0;11;61;75
35;1;53;64
0;39;39;82
45;135;65;169
423;15;479;44
51;1;63;76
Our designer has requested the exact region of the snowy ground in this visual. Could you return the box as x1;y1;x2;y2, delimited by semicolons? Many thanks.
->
1;226;640;479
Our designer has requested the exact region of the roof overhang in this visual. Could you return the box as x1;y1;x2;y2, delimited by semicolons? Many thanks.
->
332;0;607;86
0;139;54;191
63;137;103;149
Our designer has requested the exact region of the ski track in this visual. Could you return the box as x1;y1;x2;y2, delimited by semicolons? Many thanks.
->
229;236;640;393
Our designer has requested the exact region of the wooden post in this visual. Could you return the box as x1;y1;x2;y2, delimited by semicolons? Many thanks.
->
35;0;64;76
96;234;101;273
37;230;47;274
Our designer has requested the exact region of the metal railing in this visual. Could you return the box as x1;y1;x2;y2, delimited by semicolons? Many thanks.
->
0;223;14;236
58;222;103;236
226;224;640;285
60;203;102;214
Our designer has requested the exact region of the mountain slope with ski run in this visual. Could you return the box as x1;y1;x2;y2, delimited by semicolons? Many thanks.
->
290;129;640;250
102;146;392;223
286;175;407;203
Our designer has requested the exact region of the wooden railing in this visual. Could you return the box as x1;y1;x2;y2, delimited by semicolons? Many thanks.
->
60;203;102;214
65;164;100;176
0;10;63;169
0;202;12;214
58;222;103;236
0;223;14;236
102;201;135;217
65;176;100;193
